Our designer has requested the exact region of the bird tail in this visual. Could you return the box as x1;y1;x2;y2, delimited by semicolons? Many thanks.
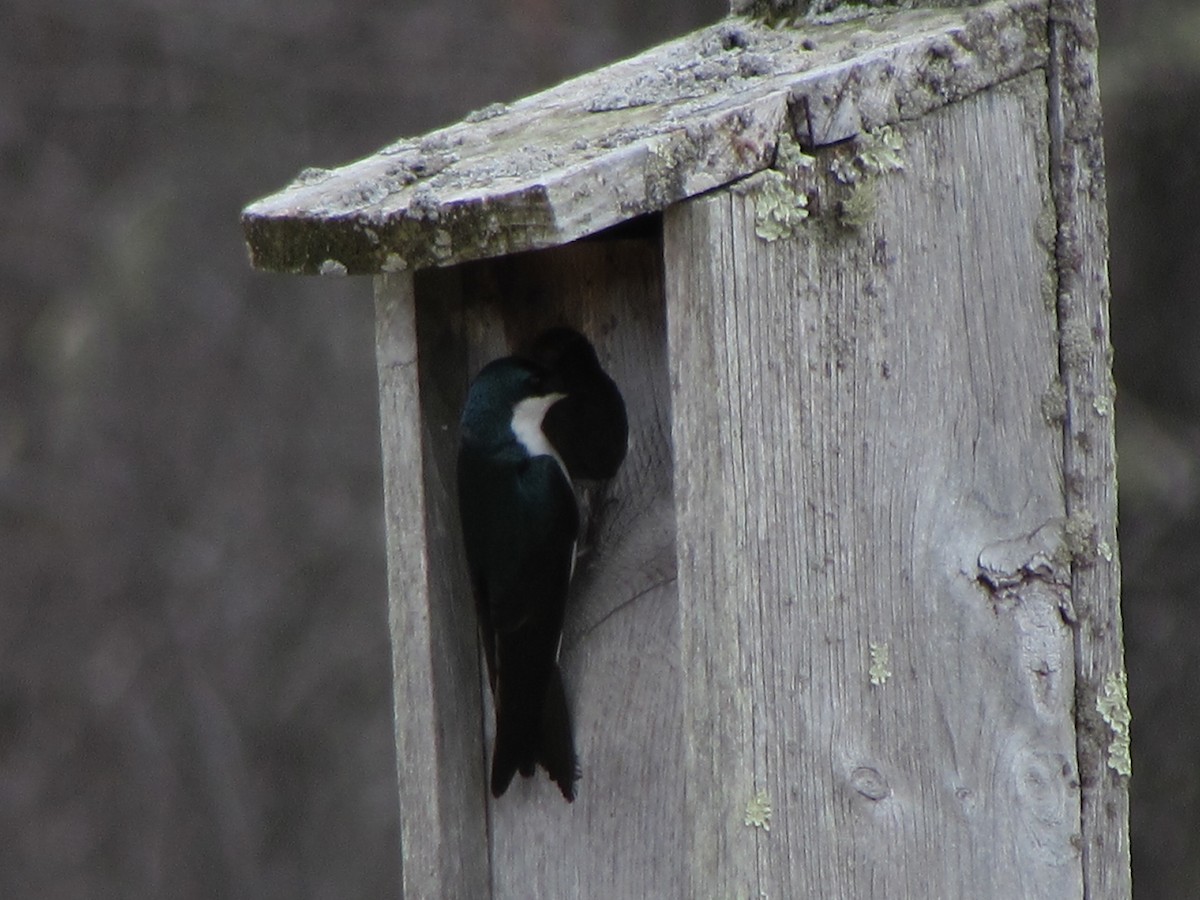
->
490;664;578;802
538;664;579;802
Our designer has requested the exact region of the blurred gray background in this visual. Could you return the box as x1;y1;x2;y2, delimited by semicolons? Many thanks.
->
0;0;1193;896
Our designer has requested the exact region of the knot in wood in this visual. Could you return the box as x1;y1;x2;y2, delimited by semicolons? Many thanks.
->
850;766;891;801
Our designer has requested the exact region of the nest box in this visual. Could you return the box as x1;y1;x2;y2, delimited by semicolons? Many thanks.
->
241;1;1127;897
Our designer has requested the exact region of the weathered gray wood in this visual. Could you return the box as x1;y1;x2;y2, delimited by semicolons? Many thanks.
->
664;73;1085;898
349;3;1126;896
374;273;491;898
409;236;682;898
730;0;808;18
242;0;1047;276
730;0;994;19
1047;1;1131;897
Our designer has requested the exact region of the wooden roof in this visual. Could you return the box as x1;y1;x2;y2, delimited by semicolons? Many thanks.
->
241;0;1045;275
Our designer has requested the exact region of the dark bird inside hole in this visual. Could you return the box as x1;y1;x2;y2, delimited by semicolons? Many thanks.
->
457;327;627;801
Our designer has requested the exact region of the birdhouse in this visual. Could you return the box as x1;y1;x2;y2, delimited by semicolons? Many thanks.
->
241;0;1128;896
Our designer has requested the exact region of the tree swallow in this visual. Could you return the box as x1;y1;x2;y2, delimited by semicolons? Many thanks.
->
457;328;627;801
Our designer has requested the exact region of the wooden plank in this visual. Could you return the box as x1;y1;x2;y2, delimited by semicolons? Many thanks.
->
664;73;1084;898
730;0;999;18
374;272;491;899
242;0;1047;276
411;235;682;898
1047;0;1131;896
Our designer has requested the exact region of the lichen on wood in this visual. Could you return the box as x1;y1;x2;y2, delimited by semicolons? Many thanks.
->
743;789;772;830
1096;672;1132;777
242;0;1048;276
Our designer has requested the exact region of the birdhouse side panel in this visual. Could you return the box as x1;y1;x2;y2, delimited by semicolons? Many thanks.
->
665;71;1083;898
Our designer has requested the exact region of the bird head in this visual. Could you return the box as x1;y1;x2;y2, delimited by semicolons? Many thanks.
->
460;358;565;462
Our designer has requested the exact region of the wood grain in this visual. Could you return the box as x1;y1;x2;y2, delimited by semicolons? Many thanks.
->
374;272;490;898
665;73;1084;898
1048;1;1131;896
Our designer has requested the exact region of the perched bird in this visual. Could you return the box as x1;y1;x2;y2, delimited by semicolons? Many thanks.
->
457;328;626;801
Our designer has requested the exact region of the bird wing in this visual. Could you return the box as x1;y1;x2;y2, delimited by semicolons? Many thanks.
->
466;455;579;796
458;450;578;685
484;455;577;643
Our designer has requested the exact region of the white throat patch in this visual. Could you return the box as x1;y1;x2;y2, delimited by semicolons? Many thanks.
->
511;393;568;478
